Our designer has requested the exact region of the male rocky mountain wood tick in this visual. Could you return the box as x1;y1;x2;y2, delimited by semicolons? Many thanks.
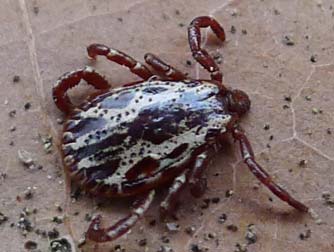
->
53;16;308;243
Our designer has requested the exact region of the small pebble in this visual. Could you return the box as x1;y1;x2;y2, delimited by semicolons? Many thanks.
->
245;224;257;244
49;236;74;252
157;245;174;252
166;222;180;233
185;225;196;235
218;213;227;224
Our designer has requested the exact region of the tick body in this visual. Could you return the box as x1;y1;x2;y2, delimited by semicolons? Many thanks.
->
63;80;231;197
53;16;308;243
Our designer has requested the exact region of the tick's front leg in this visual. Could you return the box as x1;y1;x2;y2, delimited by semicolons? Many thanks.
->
86;190;155;243
144;53;186;81
87;44;154;80
232;128;309;212
188;16;225;84
53;67;110;114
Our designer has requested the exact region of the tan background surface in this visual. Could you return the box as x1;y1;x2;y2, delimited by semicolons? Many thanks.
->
0;0;334;251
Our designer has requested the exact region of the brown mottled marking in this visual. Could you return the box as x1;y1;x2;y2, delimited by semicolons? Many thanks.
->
125;157;160;180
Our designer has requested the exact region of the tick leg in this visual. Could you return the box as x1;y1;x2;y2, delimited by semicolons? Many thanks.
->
86;190;155;243
87;44;154;80
160;170;188;219
188;152;210;198
188;16;226;85
144;53;187;81
53;67;110;114
232;128;309;212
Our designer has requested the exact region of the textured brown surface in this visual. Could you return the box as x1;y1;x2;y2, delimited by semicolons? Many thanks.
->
1;0;334;251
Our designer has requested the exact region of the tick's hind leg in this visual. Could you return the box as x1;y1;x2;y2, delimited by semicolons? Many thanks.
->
160;170;188;219
53;67;110;114
188;152;210;198
144;53;187;81
188;16;225;84
86;190;155;243
87;44;153;80
160;152;211;219
232;128;309;212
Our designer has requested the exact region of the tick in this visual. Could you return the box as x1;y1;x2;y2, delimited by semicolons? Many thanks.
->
53;16;308;243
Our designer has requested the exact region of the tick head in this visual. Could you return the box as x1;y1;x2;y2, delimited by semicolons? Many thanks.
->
226;89;251;116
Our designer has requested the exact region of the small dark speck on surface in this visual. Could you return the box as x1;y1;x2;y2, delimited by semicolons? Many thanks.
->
24;102;31;110
185;225;196;235
13;75;20;83
230;25;236;34
273;9;280;15
263;124;270;130
226;190;234;198
310;55;317;63
218;213;227;224
299;229;311;240
190;244;204;252
235;243;248;252
284;95;292;102
47;228;60;239
213;53;223;64
0;212;8;225
227;224;238;232
9;110;16;117
24;240;38;250
322;191;334;207
138;238;147;246
33;6;39;15
282;35;295;46
298;159;308;167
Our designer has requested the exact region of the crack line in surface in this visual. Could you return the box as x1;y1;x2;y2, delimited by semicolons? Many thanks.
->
18;0;74;240
18;0;58;138
291;65;315;138
295;137;334;161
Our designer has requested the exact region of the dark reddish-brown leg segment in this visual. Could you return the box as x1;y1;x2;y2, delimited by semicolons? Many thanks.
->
188;16;225;84
232;128;309;212
159;170;188;219
86;190;155;243
188;152;210;198
87;44;153;80
144;53;186;81
53;67;110;114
